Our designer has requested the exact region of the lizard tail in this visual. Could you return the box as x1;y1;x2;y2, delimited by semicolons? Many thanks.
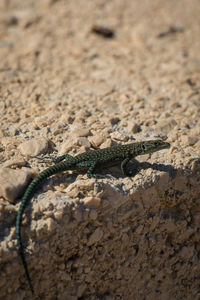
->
16;161;72;294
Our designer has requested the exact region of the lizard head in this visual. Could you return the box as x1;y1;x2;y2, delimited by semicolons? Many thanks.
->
132;139;170;155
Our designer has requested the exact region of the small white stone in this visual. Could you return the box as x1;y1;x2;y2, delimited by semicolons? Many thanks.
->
0;168;34;203
71;128;91;137
89;135;105;147
18;138;49;157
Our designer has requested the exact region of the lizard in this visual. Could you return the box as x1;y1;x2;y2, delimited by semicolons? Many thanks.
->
16;139;170;295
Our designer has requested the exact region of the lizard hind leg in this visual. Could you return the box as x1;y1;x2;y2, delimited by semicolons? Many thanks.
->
76;161;99;178
120;158;130;176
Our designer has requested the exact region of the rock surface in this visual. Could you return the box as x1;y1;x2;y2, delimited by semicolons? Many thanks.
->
0;0;200;299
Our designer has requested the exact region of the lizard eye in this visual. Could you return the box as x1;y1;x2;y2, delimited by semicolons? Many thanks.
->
154;141;160;146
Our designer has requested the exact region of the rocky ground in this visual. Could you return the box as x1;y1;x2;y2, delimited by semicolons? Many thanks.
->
0;0;200;299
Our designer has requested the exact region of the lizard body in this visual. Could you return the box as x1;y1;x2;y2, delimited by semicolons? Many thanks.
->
16;139;170;294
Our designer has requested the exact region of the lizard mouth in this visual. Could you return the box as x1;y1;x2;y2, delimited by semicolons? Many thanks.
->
161;142;170;149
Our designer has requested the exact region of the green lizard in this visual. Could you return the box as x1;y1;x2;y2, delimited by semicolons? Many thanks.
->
16;139;170;294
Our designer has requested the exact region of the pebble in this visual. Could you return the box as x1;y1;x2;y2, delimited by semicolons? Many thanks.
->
89;134;105;148
82;196;101;208
18;138;49;156
71;128;91;137
88;228;103;246
0;167;34;203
